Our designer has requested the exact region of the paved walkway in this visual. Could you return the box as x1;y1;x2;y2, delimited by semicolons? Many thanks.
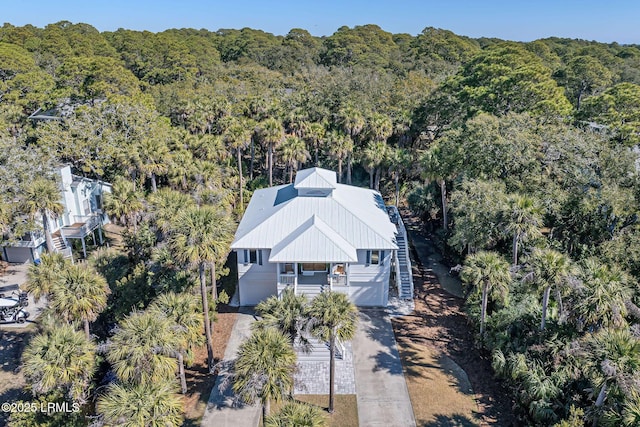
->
201;308;261;427
294;341;355;394
353;309;416;427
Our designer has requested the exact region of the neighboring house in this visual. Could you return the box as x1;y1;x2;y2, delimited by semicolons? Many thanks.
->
1;166;112;263
231;167;399;307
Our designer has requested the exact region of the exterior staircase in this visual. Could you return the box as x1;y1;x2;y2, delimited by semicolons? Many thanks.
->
296;284;327;300
296;336;344;362
51;235;73;260
389;206;414;300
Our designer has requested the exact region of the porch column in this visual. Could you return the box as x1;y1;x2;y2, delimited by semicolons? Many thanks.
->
346;263;350;287
81;237;87;259
98;227;104;245
294;262;298;294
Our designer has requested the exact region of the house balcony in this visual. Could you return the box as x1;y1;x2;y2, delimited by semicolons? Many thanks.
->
60;214;102;239
6;230;46;248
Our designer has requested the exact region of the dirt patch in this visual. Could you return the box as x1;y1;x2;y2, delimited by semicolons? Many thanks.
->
182;308;237;426
392;210;516;426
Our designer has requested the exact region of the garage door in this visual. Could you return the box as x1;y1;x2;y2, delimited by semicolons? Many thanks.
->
349;281;384;306
3;247;33;263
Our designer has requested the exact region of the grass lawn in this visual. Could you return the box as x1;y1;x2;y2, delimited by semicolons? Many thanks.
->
271;394;358;427
397;341;481;426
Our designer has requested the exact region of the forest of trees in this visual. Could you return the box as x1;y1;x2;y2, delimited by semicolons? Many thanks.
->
2;20;640;425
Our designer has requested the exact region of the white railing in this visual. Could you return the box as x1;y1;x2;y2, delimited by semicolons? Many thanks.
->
329;274;347;287
10;231;46;248
278;274;297;296
393;250;402;296
61;214;101;239
391;205;414;299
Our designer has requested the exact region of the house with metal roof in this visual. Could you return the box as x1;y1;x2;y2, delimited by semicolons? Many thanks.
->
231;167;401;306
1;166;111;263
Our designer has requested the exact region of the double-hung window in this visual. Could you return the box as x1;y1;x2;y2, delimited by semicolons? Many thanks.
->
243;249;262;265
366;250;384;266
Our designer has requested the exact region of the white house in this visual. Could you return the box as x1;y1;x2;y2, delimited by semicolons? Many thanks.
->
1;166;112;263
231;167;399;306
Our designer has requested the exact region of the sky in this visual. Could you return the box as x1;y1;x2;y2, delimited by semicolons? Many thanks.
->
2;0;640;44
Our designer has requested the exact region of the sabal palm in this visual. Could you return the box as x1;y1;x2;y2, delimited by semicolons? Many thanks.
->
306;122;326;166
461;251;511;335
137;134;170;192
506;194;543;265
259;117;285;186
233;328;297;421
49;263;110;339
582;328;640;425
575;258;633;331
255;287;309;346
25;252;69;302
264;401;327;427
97;382;183;427
337;106;365;184
326;131;353;183
307;291;358;413
107;310;179;386
168;205;233;371
526;248;575;330
23;178;64;253
104;177;144;232
361;140;388;190
22;323;96;404
388;147;410;207
149;292;204;393
223;118;252;209
280;136;310;183
147;188;195;238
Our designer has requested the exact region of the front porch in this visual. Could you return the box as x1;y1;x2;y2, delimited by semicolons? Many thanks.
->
277;262;349;299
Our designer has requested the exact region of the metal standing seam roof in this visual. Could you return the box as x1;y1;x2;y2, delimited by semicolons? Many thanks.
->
231;168;398;260
293;167;337;189
269;215;358;262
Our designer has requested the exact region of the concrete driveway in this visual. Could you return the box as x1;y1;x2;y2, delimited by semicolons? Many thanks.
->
353;309;416;427
0;262;47;329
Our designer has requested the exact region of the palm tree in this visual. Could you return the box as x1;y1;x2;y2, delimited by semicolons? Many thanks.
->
24;252;68;302
460;251;511;335
23;178;64;254
137;135;170;193
223;118;252;209
22;323;97;404
575;258;633;331
147;188;195;239
255;287;309;346
506;194;543;265
49;263;110;339
106;310;179;386
168;205;232;371
259;117;285;187
149;292;205;394
264;401;327;427
582;328;640;426
388;147;410;207
306;122;326;166
307;291;358;413
361;141;388;190
326;132;353;184
525;248;575;331
365;113;393;190
420;142;459;232
337;105;365;184
97;382;183;427
233;328;297;421
104;176;144;232
280;135;310;183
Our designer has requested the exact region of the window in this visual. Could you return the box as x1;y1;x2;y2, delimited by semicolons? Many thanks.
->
243;249;262;265
367;250;384;266
281;263;294;274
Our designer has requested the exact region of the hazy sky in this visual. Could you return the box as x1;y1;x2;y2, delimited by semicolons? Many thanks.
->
3;0;639;44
